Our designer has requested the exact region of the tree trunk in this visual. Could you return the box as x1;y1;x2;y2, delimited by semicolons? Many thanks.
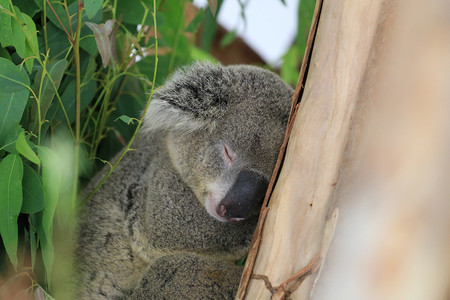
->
237;0;450;299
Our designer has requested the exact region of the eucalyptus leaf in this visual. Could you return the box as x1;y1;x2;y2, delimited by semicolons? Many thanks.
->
0;57;30;92
117;0;161;26
36;146;62;283
1;125;23;153
21;164;44;214
10;7;39;72
0;0;13;46
13;0;41;17
219;30;236;48
84;0;103;19
0;89;29;146
116;115;135;125
29;222;36;269
45;22;71;60
0;47;11;59
185;9;205;33
86;20;114;67
15;132;39;165
55;79;97;124
0;154;24;270
30;59;68;132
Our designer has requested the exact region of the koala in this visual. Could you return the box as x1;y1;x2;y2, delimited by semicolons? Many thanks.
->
75;62;293;299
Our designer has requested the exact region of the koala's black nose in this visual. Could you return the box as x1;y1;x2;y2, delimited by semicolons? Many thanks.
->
217;170;268;221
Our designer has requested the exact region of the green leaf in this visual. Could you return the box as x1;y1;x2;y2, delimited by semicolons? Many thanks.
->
0;57;30;92
0;154;24;271
0;89;29;146
116;115;135;125
43;22;71;60
0;47;11;59
219;30;236;48
281;46;301;86
33;0;102;34
13;0;41;18
30;59;68;132
116;0;159;26
31;211;54;285
29;219;37;269
1;125;23;153
86;20;114;68
84;0;103;19
296;0;316;51
199;0;224;50
0;0;13;46
189;46;217;63
55;79;97;124
11;7;39;72
32;0;69;33
15;131;40;165
21;164;44;214
185;8;205;33
36;146;62;283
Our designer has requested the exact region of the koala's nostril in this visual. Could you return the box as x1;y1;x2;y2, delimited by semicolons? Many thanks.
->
219;170;268;220
217;204;227;217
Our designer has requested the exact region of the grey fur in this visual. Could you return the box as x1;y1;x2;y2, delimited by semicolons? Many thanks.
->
76;62;293;299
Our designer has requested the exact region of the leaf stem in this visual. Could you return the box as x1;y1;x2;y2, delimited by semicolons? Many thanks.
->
46;0;75;44
72;0;83;207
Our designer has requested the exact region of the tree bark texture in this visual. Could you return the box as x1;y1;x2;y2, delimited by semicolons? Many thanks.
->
237;0;450;299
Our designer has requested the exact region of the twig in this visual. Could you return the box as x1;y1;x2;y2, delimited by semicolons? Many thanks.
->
251;255;321;300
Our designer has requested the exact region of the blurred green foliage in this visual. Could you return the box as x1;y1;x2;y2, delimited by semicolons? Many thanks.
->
0;0;210;297
281;0;316;86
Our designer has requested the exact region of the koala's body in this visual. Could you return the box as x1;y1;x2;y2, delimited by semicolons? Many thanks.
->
76;63;293;299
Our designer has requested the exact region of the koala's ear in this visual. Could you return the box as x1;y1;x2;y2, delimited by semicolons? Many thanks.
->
142;62;230;133
143;99;208;133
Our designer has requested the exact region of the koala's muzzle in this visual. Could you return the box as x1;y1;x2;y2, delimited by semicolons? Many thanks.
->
217;170;268;221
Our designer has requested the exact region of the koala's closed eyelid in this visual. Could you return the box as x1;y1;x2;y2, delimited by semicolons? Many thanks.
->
222;143;235;166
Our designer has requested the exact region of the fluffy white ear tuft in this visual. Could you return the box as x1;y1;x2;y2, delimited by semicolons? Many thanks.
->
142;99;207;133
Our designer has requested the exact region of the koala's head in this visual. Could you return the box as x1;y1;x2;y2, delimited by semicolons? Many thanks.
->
144;62;293;222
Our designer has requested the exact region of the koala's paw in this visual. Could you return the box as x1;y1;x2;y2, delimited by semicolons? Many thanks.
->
129;253;243;299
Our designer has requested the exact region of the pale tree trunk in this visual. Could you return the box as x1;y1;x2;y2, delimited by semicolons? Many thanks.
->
237;0;450;299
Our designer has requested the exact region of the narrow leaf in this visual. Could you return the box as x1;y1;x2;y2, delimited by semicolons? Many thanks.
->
21;164;44;214
16;132;40;165
0;154;24;270
86;20;114;67
220;30;236;48
1;125;23;154
0;0;13;46
116;115;135;125
55;79;97;124
29;219;37;269
0;89;29;146
36;146;62;283
0;57;30;92
185;8;205;33
84;0;103;19
30;59;68;132
11;8;39;72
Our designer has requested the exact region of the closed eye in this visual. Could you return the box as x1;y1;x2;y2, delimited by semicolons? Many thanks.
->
222;143;235;166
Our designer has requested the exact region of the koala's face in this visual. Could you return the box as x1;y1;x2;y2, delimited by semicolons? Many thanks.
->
166;105;288;222
145;63;293;222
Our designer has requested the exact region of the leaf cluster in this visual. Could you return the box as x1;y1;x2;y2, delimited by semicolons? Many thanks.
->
0;0;211;297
